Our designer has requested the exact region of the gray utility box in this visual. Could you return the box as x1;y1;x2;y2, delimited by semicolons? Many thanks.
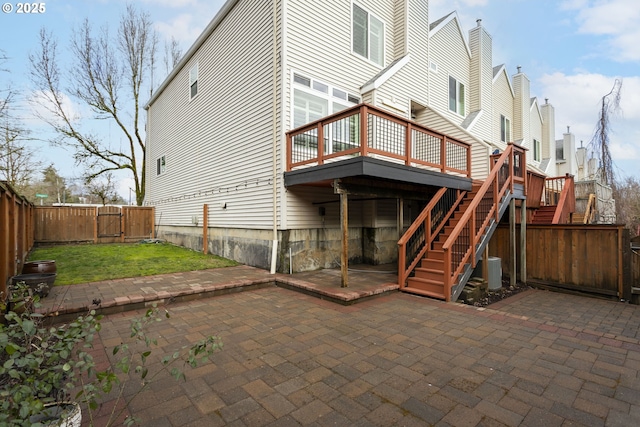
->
487;257;502;290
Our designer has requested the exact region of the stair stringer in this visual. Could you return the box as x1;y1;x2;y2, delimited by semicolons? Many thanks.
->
449;190;514;301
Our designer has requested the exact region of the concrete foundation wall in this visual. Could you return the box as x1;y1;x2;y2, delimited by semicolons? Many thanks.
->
158;225;399;273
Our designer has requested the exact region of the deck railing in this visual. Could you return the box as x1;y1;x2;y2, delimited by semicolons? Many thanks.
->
286;103;471;177
441;143;526;300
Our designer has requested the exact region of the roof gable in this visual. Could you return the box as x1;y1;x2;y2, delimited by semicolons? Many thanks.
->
530;97;544;123
429;11;472;58
492;64;515;98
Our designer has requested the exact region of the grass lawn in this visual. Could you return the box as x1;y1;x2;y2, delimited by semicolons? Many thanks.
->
27;243;239;286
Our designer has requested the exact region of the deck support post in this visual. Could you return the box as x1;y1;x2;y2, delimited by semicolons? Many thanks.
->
482;245;489;285
509;198;516;288
334;180;349;288
520;199;526;284
397;198;404;238
340;190;348;288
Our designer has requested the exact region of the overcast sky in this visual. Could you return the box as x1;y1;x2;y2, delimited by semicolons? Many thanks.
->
1;0;638;198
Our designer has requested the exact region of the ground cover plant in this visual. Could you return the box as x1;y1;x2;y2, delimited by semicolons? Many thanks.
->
27;243;238;285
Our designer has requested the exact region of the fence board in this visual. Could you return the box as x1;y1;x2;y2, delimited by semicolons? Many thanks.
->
0;182;34;296
34;206;154;244
490;224;630;298
122;207;155;242
35;207;96;243
632;249;640;287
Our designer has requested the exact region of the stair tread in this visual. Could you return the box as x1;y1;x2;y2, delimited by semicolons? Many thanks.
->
402;286;446;300
407;276;444;286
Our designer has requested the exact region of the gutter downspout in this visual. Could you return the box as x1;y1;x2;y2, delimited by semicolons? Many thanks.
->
270;0;279;274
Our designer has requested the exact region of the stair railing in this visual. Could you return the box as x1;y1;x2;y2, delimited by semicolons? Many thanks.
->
397;187;465;287
550;174;575;224
440;143;526;301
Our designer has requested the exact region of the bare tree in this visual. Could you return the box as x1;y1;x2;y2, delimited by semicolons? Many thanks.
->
590;79;622;186
614;176;640;237
28;4;157;205
163;36;183;75
85;172;121;205
0;51;41;192
0;111;41;191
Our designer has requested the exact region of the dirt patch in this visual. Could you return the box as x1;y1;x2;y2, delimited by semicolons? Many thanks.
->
469;279;531;308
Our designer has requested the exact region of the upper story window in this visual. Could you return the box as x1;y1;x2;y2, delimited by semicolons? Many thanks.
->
156;155;166;176
292;72;361;152
500;115;511;143
449;76;465;115
292;72;360;128
189;63;199;99
352;4;384;67
533;139;541;161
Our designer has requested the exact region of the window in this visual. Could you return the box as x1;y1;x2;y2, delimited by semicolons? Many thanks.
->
500;115;511;143
533;139;541;161
352;4;384;66
156;155;166;176
448;76;465;115
292;73;360;129
293;90;328;129
189;63;198;99
292;72;361;153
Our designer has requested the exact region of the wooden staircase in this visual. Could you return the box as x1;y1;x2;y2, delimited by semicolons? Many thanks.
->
404;186;479;299
397;143;528;302
530;174;576;225
531;205;557;224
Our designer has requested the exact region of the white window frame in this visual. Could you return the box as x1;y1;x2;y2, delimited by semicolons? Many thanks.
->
291;72;361;154
352;3;385;67
189;63;199;100
500;115;511;143
448;75;465;116
533;139;541;161
156;155;166;176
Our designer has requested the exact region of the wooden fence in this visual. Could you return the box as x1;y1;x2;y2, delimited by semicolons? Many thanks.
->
490;224;632;300
34;206;155;244
632;248;640;302
1;182;35;297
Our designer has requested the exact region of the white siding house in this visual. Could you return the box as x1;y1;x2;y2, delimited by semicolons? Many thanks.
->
145;0;562;272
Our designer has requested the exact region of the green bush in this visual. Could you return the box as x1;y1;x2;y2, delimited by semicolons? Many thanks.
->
0;284;222;426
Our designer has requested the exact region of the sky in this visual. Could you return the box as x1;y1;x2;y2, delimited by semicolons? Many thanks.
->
1;0;638;201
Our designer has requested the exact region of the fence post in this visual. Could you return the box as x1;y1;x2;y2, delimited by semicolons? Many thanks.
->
93;206;98;243
120;207;126;243
0;189;8;297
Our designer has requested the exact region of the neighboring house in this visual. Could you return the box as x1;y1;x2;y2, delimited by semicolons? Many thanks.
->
144;0;564;299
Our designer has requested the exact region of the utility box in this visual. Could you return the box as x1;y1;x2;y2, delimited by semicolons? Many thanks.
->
487;257;502;290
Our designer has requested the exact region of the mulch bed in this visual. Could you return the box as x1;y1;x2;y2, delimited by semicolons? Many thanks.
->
470;279;531;307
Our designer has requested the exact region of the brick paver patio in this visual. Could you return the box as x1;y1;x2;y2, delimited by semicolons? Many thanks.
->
79;278;640;426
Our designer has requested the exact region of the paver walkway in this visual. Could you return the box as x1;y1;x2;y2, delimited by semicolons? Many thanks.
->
76;276;640;426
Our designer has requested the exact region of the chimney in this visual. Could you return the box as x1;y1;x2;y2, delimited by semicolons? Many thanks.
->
476;18;482;27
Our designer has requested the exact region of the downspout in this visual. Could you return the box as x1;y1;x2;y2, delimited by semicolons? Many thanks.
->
270;0;278;274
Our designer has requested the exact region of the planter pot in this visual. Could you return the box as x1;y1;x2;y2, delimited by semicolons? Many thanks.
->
29;402;82;427
8;273;57;298
22;260;57;275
